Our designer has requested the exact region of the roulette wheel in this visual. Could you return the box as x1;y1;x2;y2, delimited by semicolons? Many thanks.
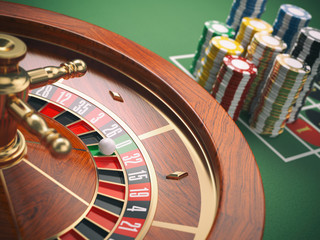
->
0;2;264;239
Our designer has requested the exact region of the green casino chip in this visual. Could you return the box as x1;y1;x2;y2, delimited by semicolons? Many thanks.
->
190;20;235;75
250;54;310;136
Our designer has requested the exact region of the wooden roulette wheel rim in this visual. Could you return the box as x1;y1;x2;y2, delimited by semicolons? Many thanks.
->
0;2;265;239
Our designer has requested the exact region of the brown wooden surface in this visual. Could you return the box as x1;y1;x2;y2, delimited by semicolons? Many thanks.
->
1;115;97;240
20;115;97;203
0;2;265;239
23;41;204;238
0;174;20;240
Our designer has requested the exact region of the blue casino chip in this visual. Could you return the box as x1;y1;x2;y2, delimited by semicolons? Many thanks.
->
280;4;312;20
272;4;311;52
226;0;267;33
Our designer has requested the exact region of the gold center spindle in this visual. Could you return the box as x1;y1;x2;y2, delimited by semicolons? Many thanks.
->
0;34;27;149
0;33;87;168
7;95;72;157
0;38;15;52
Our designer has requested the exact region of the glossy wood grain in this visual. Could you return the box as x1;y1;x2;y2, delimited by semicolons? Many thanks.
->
2;115;97;240
0;174;19;240
20;115;98;203
0;2;265;239
23;40;206;239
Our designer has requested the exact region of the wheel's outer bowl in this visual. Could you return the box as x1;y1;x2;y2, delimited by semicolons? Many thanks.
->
0;2;265;239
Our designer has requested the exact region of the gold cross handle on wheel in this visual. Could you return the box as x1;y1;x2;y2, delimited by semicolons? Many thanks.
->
0;33;87;168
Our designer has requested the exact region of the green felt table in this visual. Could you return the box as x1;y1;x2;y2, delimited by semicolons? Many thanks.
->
3;0;320;239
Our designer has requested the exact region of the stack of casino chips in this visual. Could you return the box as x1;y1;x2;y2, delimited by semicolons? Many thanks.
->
250;54;310;136
226;0;268;32
212;55;257;120
288;27;320;123
190;20;236;77
272;4;311;52
235;17;273;55
195;36;244;92
244;32;287;112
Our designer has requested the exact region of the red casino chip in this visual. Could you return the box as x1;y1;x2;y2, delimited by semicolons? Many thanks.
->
212;55;257;120
222;55;258;76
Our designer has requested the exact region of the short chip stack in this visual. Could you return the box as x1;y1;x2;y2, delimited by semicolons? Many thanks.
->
195;36;244;92
272;4;312;52
288;27;320;123
226;0;268;32
250;54;310;136
235;17;273;55
212;55;257;120
244;32;287;112
190;20;236;77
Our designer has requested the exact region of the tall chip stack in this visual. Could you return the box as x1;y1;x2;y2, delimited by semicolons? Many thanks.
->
212;55;257;120
244;32;287;112
190;21;236;77
195;36;244;92
272;4;311;52
226;0;268;33
249;54;310;136
235;17;273;55
288;27;320;123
